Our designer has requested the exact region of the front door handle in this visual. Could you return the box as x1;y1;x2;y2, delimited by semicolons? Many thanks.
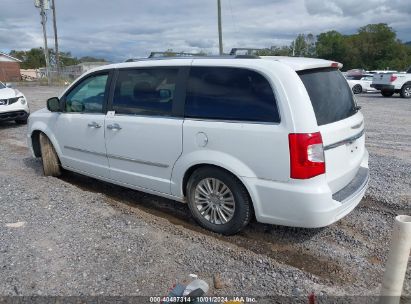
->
107;123;122;131
87;121;101;128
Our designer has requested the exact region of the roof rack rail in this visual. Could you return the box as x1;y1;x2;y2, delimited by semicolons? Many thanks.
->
148;51;207;58
124;51;260;63
235;55;260;59
230;48;263;56
124;58;139;62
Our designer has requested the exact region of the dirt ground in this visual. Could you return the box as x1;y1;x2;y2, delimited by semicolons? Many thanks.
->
0;86;410;301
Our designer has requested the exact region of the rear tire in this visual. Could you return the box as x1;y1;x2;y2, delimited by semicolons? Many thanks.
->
186;167;252;235
352;84;362;94
400;84;411;98
39;133;61;177
381;90;394;97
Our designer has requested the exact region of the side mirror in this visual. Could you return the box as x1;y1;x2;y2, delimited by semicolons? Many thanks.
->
5;83;14;88
47;97;60;112
159;89;172;100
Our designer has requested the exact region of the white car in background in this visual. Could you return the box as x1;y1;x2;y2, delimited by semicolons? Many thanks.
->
0;81;30;124
346;74;378;94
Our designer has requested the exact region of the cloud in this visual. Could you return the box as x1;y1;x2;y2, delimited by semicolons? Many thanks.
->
0;0;410;62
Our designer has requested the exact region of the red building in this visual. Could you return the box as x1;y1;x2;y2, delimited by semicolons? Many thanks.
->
0;52;22;82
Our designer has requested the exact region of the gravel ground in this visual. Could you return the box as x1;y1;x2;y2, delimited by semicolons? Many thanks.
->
0;86;409;300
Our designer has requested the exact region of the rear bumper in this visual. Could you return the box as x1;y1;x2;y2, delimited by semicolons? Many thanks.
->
332;167;368;203
243;152;369;228
0;110;29;122
371;84;394;91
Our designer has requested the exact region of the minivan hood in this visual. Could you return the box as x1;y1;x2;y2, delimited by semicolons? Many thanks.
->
0;88;19;99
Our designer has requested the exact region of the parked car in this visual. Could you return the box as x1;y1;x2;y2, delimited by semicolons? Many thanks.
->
371;66;411;98
0;81;30;124
28;56;369;235
346;74;378;94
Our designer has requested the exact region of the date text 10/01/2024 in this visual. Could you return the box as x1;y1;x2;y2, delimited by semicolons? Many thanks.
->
149;296;257;303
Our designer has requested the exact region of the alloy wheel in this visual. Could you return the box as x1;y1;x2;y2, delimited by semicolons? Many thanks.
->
194;178;235;224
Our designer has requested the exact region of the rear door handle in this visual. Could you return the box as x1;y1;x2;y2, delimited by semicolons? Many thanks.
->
107;123;122;131
87;121;101;128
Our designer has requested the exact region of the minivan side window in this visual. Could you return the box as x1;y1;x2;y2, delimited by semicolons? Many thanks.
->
185;67;280;123
113;68;178;116
65;74;108;113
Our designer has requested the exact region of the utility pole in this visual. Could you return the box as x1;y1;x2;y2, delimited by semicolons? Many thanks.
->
36;0;51;85
51;0;59;76
217;0;223;55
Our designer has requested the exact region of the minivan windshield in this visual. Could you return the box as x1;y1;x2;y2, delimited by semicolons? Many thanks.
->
298;68;358;126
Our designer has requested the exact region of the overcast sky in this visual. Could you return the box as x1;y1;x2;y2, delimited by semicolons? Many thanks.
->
1;0;410;62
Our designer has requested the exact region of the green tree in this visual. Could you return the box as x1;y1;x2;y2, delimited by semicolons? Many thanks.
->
316;31;347;63
305;33;316;57
9;48;86;69
314;24;411;70
57;51;79;66
289;34;316;57
355;23;398;69
10;48;46;69
78;56;107;63
256;46;292;56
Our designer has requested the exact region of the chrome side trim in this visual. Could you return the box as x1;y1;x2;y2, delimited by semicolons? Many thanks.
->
324;129;364;151
64;146;106;157
107;154;169;168
64;146;169;168
184;118;280;126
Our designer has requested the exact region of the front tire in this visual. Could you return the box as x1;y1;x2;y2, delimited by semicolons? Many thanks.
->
400;84;411;98
381;90;394;97
352;84;362;94
39;133;61;177
186;167;252;235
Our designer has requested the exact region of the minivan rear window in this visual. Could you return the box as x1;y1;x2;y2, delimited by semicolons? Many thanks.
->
298;68;357;126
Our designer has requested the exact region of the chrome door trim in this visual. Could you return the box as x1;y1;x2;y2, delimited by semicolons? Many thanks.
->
64;146;106;157
107;154;169;168
64;146;169;168
323;129;365;151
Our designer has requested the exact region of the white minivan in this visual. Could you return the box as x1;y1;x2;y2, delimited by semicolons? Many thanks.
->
28;56;369;235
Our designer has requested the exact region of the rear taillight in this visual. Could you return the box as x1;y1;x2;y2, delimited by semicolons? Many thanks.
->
288;132;325;179
390;75;397;82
